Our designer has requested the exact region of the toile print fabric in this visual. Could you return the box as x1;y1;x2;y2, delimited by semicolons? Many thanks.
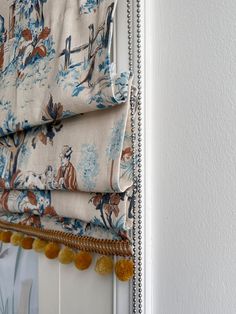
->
0;0;134;245
0;98;133;193
0;188;134;235
0;211;129;240
0;0;130;136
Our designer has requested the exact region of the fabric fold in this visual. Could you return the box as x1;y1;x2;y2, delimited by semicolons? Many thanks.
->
0;0;130;137
0;96;133;193
0;211;130;240
0;188;133;233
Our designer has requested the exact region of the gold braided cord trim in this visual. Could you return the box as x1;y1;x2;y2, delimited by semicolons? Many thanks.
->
0;220;132;257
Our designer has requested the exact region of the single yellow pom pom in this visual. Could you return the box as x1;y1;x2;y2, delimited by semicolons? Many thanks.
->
10;233;24;246
115;259;134;281
1;231;13;243
21;237;34;250
74;251;92;270
44;242;61;259
58;247;75;264
33;238;48;253
95;256;113;275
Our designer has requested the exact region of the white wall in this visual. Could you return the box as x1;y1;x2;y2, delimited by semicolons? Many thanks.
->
146;1;236;313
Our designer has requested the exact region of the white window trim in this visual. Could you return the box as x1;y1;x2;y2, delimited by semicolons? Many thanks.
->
144;1;157;313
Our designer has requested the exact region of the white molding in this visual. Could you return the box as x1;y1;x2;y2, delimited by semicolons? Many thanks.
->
144;0;157;313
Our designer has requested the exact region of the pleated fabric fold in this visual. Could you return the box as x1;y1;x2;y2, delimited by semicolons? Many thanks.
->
0;0;129;136
0;188;134;233
0;95;133;193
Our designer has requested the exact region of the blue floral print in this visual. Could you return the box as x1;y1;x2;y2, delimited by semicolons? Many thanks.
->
80;0;106;14
77;144;100;190
107;116;125;161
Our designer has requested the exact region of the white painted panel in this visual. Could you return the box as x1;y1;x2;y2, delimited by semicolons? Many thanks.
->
59;256;113;314
38;256;59;314
115;279;131;314
39;254;115;314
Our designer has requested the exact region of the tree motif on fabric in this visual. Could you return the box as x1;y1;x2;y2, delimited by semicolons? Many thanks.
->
1;0;55;88
77;144;100;190
90;192;128;239
0;100;65;190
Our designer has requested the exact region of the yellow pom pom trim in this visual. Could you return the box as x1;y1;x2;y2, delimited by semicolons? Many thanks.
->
95;256;113;275
44;242;61;259
115;259;134;281
33;238;48;253
1;231;13;243
10;233;24;246
58;247;75;264
21;237;34;250
74;251;92;270
0;229;133;281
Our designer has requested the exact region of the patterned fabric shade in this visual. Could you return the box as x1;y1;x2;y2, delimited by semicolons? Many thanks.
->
0;0;134;278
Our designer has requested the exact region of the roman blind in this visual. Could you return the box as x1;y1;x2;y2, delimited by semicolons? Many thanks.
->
0;0;136;281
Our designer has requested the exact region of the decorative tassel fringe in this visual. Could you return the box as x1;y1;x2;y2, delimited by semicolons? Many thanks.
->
0;221;132;256
0;231;134;281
